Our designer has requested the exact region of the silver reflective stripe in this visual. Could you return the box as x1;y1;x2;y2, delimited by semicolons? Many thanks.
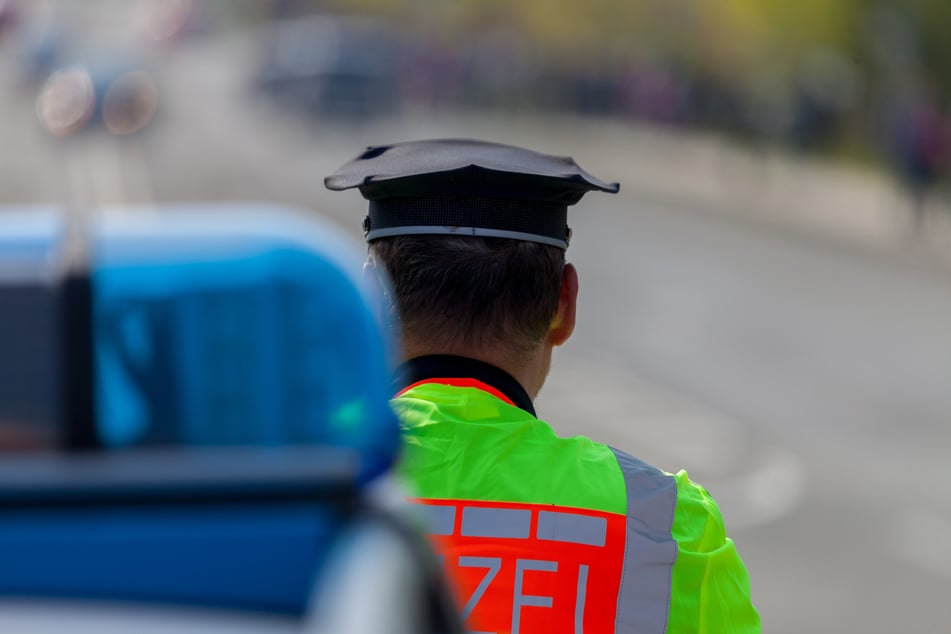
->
611;448;678;634
426;505;456;536
537;510;607;547
408;502;456;536
461;506;532;538
366;225;569;249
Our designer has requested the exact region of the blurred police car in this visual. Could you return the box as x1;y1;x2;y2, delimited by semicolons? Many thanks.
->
252;15;403;120
0;204;460;633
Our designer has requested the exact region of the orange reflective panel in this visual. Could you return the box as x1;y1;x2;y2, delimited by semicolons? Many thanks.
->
414;499;626;634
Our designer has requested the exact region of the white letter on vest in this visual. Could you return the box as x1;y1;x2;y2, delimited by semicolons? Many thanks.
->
575;564;589;634
458;556;502;628
512;559;557;634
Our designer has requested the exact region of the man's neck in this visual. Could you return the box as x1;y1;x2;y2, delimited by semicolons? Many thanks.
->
400;338;551;401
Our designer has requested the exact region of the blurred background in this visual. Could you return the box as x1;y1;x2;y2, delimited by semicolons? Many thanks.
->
1;0;950;632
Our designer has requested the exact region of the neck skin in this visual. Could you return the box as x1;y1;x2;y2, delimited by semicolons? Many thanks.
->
401;338;553;401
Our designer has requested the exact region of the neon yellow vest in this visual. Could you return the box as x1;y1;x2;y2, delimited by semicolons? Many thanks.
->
395;382;760;634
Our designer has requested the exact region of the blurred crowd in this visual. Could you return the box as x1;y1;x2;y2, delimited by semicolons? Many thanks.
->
249;4;951;204
2;0;950;207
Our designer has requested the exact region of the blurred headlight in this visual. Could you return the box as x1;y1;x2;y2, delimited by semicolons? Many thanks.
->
36;67;96;137
103;70;158;136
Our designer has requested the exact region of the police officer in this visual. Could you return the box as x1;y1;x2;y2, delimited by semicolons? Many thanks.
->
325;139;760;634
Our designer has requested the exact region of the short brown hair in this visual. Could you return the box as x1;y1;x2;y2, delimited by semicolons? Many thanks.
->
369;236;565;355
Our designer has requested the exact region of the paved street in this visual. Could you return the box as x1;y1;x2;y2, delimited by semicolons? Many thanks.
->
548;190;951;632
2;13;951;633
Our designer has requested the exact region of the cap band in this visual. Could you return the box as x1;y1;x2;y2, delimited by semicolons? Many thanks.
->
366;196;569;248
366;225;570;249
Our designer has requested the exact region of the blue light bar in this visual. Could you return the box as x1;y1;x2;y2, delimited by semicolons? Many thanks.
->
90;204;400;482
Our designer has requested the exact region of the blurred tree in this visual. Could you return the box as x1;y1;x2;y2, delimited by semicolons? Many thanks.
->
252;0;951;175
909;0;951;101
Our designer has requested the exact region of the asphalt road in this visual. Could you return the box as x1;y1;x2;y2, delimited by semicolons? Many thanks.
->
552;191;951;633
2;13;951;633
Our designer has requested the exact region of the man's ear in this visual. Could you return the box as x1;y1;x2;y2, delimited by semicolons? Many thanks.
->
363;258;402;357
362;258;381;295
548;262;578;347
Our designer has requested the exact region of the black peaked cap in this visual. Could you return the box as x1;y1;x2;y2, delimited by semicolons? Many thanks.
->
324;138;619;249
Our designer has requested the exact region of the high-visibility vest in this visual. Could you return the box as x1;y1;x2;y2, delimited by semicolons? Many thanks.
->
394;381;760;634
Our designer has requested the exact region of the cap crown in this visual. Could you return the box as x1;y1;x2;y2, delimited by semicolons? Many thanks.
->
325;139;619;249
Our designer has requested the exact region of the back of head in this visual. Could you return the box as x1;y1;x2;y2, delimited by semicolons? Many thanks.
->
370;235;564;356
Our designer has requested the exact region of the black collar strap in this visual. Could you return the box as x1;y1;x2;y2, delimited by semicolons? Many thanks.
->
393;355;536;417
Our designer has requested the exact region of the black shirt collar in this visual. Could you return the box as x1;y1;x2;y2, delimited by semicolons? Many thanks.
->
394;354;536;417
